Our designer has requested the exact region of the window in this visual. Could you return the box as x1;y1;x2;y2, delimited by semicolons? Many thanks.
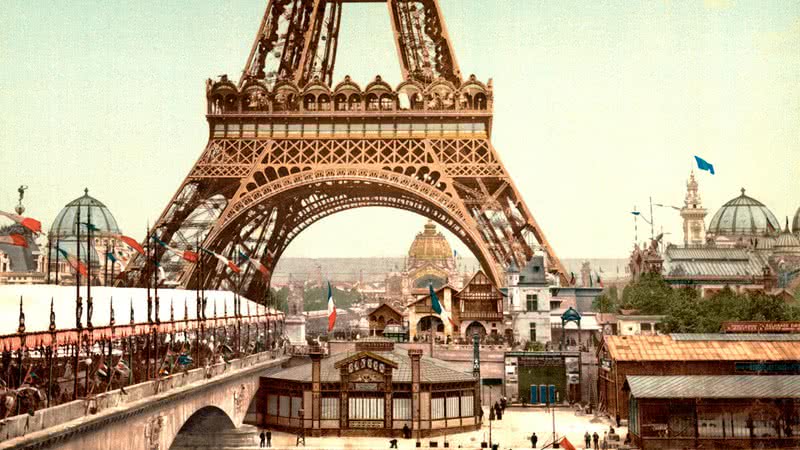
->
550;301;560;310
393;398;411;420
529;323;537;341
279;395;290;417
321;397;339;420
348;397;384;420
446;396;460;418
291;397;302;418
460;394;474;417
431;397;445;420
526;294;538;312
640;323;652;332
268;395;278;416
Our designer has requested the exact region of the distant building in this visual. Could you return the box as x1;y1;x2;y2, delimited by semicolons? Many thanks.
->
506;256;553;346
0;190;45;285
633;176;800;296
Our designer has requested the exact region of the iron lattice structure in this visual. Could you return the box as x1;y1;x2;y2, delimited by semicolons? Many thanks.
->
124;0;567;297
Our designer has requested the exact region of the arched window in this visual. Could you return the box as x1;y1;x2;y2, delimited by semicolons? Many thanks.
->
474;93;487;110
348;94;362;111
334;94;348;111
303;94;317;111
318;94;331;111
379;94;394;111
366;93;380;111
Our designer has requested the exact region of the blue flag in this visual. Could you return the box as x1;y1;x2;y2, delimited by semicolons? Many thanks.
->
429;284;442;314
694;156;715;175
106;252;117;263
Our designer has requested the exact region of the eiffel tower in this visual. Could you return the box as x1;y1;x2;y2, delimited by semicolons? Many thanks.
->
127;0;568;298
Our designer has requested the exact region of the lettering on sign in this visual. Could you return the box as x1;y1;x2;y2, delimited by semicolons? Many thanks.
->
347;357;387;374
723;322;800;334
353;382;380;391
518;356;564;367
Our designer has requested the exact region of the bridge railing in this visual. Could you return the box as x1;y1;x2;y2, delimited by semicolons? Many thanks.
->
0;350;288;446
0;308;287;419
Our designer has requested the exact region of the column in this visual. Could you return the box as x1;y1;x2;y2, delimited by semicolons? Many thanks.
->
310;348;322;436
409;349;422;439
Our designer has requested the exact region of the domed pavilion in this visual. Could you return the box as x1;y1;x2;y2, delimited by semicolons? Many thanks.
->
48;189;134;285
707;188;781;243
405;220;458;290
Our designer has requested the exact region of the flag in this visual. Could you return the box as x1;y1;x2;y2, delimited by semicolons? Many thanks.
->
96;362;110;380
559;437;577;450
181;250;198;263
0;211;42;234
57;247;88;277
81;222;100;232
429;284;456;327
151;235;168;248
114;234;144;254
0;234;27;248
597;274;603;287
152;236;199;262
199;247;240;273
238;250;270;280
177;354;193;366
694;155;715;175
106;252;118;264
327;281;337;332
115;360;130;377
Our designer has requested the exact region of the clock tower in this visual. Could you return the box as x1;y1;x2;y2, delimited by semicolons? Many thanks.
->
680;172;707;246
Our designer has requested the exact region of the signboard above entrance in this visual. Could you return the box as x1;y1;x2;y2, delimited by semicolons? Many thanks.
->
723;322;800;334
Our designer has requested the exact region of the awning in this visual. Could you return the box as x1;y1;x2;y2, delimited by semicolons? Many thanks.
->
626;375;800;399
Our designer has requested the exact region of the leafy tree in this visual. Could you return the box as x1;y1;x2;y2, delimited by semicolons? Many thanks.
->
303;285;361;311
620;273;673;314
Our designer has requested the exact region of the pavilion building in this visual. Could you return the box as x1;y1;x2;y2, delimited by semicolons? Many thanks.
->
256;337;480;437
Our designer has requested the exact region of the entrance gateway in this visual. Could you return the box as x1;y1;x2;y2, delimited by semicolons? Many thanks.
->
120;0;568;296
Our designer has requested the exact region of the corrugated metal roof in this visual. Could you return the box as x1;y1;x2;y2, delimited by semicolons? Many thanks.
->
604;334;800;361
663;247;769;278
627;375;800;399
266;350;475;384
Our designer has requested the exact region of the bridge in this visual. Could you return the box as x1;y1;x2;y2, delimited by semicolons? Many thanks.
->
0;350;287;450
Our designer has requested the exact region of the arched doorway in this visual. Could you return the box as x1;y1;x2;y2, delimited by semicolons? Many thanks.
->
170;406;236;449
464;321;487;340
417;316;444;334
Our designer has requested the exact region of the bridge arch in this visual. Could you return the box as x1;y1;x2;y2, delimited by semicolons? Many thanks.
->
169;405;237;450
192;168;502;298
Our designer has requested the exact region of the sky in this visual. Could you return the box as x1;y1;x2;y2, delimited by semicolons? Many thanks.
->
1;0;798;260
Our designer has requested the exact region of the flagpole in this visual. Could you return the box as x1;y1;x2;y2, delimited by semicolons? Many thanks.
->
110;240;116;286
55;236;60;285
86;205;93;329
46;232;52;284
104;242;109;287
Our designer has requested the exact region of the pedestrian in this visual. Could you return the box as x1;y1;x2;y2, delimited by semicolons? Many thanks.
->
584;431;591;449
531;432;538;448
615;412;621;428
500;395;507;412
489;407;495;421
403;424;411;439
259;431;265;448
592;431;599;449
478;406;484;422
390;438;398;448
266;429;272;448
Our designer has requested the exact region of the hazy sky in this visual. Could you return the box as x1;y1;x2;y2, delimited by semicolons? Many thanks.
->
1;0;798;260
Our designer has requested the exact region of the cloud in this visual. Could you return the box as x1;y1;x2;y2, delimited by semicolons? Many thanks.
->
757;18;800;56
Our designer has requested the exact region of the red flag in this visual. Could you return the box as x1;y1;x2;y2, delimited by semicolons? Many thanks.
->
0;211;42;234
115;234;144;255
560;437;577;450
182;250;198;263
327;282;336;332
0;234;27;247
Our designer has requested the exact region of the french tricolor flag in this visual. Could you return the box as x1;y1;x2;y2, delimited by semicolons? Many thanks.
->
327;281;336;332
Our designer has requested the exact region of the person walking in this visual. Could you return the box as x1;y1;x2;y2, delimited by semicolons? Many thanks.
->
265;429;272;448
584;431;591;449
531;432;538;448
259;431;266;448
402;424;411;439
592;431;599;449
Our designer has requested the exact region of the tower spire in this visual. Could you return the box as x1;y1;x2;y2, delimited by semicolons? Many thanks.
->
680;172;707;247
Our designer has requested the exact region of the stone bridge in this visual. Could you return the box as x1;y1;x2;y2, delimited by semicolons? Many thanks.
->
0;352;288;450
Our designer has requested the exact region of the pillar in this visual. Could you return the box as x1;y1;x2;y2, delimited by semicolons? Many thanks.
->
409;349;422;439
310;348;322;437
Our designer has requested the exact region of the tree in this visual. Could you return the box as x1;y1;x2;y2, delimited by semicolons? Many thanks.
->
620;273;673;314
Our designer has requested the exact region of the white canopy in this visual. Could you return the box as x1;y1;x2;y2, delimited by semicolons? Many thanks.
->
0;285;280;336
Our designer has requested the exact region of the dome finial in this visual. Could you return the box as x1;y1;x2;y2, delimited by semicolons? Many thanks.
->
84;188;89;196
740;187;746;196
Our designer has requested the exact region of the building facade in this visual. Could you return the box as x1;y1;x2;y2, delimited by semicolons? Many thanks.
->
506;256;553;346
257;339;480;437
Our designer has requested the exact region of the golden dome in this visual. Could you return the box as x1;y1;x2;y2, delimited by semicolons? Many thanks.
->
408;221;453;261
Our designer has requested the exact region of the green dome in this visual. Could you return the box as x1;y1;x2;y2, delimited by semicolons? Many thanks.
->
50;189;121;237
707;188;779;237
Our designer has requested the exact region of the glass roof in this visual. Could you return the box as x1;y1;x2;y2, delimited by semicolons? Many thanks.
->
50;189;121;237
